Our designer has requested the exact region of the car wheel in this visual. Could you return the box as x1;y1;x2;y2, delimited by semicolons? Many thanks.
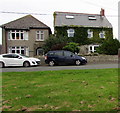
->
23;61;30;67
49;61;55;66
0;62;4;68
75;60;81;66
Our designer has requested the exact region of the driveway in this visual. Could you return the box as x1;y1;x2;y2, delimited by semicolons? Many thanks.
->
1;63;118;72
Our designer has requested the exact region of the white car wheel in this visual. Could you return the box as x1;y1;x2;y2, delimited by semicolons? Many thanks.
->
75;60;81;66
49;61;55;66
0;62;4;68
23;61;30;67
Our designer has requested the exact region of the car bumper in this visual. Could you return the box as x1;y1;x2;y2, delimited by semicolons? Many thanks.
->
30;61;41;66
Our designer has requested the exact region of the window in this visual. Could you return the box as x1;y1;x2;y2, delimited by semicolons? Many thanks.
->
67;29;75;37
99;31;105;38
88;16;96;20
36;31;44;41
3;54;13;58
8;30;28;40
89;45;99;53
87;29;93;38
8;46;26;55
64;51;73;57
66;15;74;19
55;51;63;56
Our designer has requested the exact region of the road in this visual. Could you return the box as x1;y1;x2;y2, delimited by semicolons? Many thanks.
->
0;63;118;72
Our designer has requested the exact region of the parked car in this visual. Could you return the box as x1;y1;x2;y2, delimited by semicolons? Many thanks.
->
0;53;40;68
45;50;87;66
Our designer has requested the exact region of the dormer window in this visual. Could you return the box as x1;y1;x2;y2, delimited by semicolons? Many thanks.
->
67;29;75;37
66;15;74;19
88;16;96;20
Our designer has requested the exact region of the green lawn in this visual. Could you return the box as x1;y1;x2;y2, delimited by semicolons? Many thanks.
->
2;68;118;111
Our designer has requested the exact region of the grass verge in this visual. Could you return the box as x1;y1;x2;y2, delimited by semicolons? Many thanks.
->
2;68;118;111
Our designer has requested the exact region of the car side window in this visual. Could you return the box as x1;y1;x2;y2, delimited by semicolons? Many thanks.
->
64;51;74;57
12;54;19;58
55;51;63;56
3;54;13;58
2;54;19;58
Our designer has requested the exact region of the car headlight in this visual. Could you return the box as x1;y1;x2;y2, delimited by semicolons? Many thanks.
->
81;57;86;60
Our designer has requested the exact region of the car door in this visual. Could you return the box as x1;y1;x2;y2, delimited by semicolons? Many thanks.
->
64;51;75;65
54;51;65;65
2;54;15;66
11;54;24;66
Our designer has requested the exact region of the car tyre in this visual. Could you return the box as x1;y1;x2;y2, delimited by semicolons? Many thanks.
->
75;60;81;66
49;61;55;66
0;62;4;68
23;61;30;67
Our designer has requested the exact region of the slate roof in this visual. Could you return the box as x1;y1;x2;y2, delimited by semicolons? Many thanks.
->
54;11;112;28
1;15;50;30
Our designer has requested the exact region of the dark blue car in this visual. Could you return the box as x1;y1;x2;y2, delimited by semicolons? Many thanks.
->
45;50;87;66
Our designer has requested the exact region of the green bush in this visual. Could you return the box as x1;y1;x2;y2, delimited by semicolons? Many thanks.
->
63;42;80;53
43;35;69;53
97;39;120;55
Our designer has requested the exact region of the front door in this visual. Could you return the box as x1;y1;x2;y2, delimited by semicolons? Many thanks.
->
36;48;44;56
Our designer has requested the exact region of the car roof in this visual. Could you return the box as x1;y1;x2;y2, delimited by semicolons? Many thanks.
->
0;53;20;56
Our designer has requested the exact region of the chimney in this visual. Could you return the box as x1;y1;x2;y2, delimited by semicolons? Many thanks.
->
100;8;105;16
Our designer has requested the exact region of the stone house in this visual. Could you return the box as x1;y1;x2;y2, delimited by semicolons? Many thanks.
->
1;15;51;56
54;9;113;55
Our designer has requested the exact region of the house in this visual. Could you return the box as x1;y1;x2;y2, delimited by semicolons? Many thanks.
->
54;9;113;54
1;15;51;57
0;44;2;54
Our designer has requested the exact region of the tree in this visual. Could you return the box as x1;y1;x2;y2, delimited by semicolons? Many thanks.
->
63;42;80;53
43;35;69;53
97;39;120;55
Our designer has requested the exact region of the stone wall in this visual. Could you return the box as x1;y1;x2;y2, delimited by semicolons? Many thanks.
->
85;55;118;64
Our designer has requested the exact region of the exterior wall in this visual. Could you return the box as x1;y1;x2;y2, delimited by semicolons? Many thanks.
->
2;28;6;54
55;26;113;54
2;28;50;57
55;26;113;44
29;29;49;56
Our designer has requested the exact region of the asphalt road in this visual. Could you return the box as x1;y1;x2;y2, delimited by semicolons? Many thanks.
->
0;63;118;72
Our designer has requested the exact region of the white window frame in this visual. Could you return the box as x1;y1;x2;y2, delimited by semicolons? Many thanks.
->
88;45;99;53
8;46;28;55
99;31;105;38
67;29;75;37
66;15;74;19
87;29;93;38
8;30;28;40
36;31;44;41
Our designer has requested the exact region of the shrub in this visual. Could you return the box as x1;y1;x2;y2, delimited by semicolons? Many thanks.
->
63;42;80;53
43;35;69;53
97;39;120;55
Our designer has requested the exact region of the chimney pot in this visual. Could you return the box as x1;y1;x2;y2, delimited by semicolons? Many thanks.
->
100;8;105;16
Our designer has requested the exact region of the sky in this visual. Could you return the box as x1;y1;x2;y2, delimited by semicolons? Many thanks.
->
0;0;119;44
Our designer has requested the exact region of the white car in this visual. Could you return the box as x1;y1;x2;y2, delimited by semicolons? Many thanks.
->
0;53;40;68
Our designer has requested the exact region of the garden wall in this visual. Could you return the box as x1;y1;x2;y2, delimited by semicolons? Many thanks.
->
85;55;118;64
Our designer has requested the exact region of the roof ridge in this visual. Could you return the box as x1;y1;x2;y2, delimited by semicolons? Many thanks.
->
1;14;50;29
54;11;100;16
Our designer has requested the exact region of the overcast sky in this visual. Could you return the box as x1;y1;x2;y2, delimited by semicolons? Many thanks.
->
0;0;119;44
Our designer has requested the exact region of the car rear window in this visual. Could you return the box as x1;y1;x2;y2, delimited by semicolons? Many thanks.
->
47;52;55;56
